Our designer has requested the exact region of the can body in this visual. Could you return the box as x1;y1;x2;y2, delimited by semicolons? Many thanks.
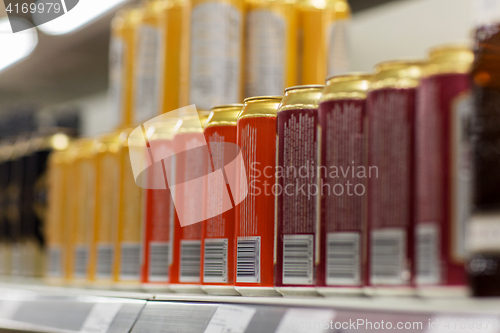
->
299;0;350;85
201;124;238;293
134;4;163;125
367;87;417;292
235;114;278;296
316;98;367;293
89;136;121;286
274;108;318;292
45;151;67;282
415;73;472;291
0;152;13;276
140;138;175;288
169;130;206;292
245;0;298;97
180;0;244;110
113;130;143;288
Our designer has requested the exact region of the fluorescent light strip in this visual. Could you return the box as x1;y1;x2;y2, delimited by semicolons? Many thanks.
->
34;0;130;35
0;18;38;72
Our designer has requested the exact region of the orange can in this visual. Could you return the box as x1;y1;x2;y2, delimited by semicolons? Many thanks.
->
169;110;211;293
140;119;177;290
200;104;243;295
234;96;281;296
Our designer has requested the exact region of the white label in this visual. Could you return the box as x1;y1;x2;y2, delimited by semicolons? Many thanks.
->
149;242;170;282
79;303;122;333
327;19;350;77
416;224;441;285
203;238;228;283
275;308;336;333
74;245;89;278
236;236;260;283
120;243;141;280
134;25;163;123
47;246;62;278
189;2;242;110
474;0;500;26
179;240;201;283
468;214;500;252
96;244;114;279
452;94;472;260
370;228;407;285
282;234;314;285
108;37;125;129
326;232;361;286
245;10;286;97
204;305;256;333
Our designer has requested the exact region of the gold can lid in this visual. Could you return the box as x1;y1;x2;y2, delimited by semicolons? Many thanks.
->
298;0;351;19
322;73;372;102
75;138;97;160
278;85;324;112
95;131;122;154
372;59;425;90
206;104;244;128
240;96;283;119
425;44;473;76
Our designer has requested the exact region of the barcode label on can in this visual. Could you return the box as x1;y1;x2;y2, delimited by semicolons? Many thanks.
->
149;242;170;282
282;235;314;285
74;246;89;278
179;240;201;283
203;238;228;283
236;236;260;283
370;229;406;285
416;224;440;285
120;243;141;280
47;246;62;277
96;244;114;279
327;232;361;286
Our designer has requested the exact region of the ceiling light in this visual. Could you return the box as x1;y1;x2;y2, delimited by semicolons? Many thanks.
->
0;17;38;72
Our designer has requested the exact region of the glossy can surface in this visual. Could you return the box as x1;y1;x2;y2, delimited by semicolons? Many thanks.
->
367;61;423;294
316;74;371;295
415;46;473;294
274;86;322;295
235;96;281;296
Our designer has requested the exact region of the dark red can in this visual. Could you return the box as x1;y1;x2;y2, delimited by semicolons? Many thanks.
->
316;74;371;296
367;61;424;296
274;85;323;296
415;46;473;297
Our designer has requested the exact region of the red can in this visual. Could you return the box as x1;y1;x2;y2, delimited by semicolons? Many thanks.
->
273;85;323;297
316;74;371;296
169;111;210;293
234;96;282;297
367;61;423;296
140;120;177;290
200;104;243;295
415;46;473;297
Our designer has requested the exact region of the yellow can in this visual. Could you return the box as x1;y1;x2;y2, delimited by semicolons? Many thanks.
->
179;0;245;110
245;0;298;97
113;128;144;288
0;142;14;277
299;0;351;85
87;132;121;286
134;0;185;124
62;143;78;283
67;139;97;286
110;8;143;129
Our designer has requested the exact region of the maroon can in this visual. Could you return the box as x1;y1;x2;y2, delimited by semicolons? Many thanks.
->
415;46;473;297
274;85;323;297
316;74;371;297
367;61;424;296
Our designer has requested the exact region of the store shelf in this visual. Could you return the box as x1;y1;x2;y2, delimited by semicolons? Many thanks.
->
0;283;499;333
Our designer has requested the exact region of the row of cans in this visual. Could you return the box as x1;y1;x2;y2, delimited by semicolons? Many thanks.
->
43;43;474;297
109;0;351;131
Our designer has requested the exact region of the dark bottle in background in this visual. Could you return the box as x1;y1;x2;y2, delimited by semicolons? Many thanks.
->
469;0;500;297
